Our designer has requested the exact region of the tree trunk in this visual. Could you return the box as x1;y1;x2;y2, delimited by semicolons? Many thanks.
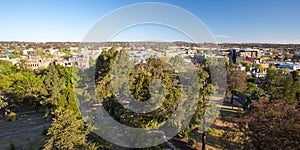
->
202;113;206;150
202;131;206;150
231;91;234;104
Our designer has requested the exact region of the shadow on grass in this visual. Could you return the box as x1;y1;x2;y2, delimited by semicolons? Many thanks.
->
206;134;239;149
170;138;197;150
210;124;235;133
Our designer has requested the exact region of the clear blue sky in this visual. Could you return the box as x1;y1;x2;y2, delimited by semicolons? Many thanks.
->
0;0;300;43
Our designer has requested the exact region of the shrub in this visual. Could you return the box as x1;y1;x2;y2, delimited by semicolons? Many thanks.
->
42;126;49;135
188;138;197;146
178;130;188;139
7;112;16;121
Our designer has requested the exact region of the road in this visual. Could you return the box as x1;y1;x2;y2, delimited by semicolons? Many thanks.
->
0;112;50;140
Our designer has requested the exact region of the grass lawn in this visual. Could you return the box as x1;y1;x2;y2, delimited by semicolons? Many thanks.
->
203;101;243;149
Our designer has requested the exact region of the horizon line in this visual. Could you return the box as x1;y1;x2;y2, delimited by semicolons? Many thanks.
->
1;40;300;45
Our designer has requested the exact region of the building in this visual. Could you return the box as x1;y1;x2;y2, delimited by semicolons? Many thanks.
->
266;62;300;71
229;48;262;64
292;52;300;61
0;55;9;61
21;55;52;70
238;49;262;58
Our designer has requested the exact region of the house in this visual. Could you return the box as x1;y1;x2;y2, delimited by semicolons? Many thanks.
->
266;62;300;71
0;55;9;60
253;63;269;77
292;52;300;61
68;47;79;52
237;57;256;65
237;65;246;71
23;49;35;55
21;55;52;70
44;48;60;55
54;51;65;57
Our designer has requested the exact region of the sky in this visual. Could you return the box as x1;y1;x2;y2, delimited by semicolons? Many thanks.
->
0;0;300;43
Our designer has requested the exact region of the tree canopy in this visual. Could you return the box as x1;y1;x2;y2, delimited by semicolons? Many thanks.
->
227;67;247;104
238;98;300;149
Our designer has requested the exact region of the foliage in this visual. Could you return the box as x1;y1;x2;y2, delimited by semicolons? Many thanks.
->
169;55;185;66
242;62;252;71
8;54;21;59
7;112;16;121
249;87;267;101
255;64;264;71
44;108;97;150
95;48;185;129
95;47;118;103
132;71;151;102
0;96;8;109
0;60;17;91
42;65;97;149
57;87;79;114
42;126;49;135
207;127;223;137
178;130;189;139
14;70;46;104
281;76;300;105
0;60;85;150
245;82;257;95
263;67;300;105
263;66;284;100
227;67;247;103
0;60;46;111
238;98;300;149
56;65;80;88
42;65;65;110
62;52;72;58
41;65;80;115
89;57;96;66
188;138;197;146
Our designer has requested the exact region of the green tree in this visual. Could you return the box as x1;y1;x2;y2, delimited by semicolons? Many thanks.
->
44;108;97;150
263;66;300;105
13;70;46;110
263;66;284;100
0;60;47;111
57;88;79;113
246;82;257;95
181;58;223;150
89;57;96;66
255;64;264;73
56;65;80;88
242;62;252;72
42;65;65;112
169;55;184;66
282;75;300;105
132;71;151;102
227;67;247;104
291;70;300;105
0;60;17;91
196;69;211;150
96;48;181;129
95;47;118;102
